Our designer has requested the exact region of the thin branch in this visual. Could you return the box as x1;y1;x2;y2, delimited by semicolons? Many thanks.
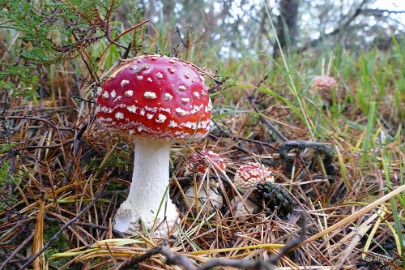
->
118;213;307;270
176;24;189;48
247;76;289;142
250;101;289;142
118;245;197;270
98;19;150;61
362;8;405;15
298;0;369;51
198;258;273;270
43;215;126;237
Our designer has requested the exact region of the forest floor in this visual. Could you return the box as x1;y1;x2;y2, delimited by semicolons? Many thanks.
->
1;23;404;270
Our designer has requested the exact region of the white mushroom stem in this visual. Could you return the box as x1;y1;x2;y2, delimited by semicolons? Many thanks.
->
113;139;178;236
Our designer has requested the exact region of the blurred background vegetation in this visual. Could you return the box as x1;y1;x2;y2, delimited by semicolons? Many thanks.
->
1;0;404;97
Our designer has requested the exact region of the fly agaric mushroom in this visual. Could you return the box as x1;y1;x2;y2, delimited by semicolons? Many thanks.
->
312;75;336;91
186;150;226;175
95;55;212;236
311;75;337;105
231;162;275;216
233;162;275;193
184;150;225;214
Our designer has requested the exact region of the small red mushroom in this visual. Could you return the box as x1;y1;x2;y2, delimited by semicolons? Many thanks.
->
95;55;211;236
312;75;336;92
186;150;226;174
311;75;337;105
233;162;275;193
231;162;275;217
184;151;225;215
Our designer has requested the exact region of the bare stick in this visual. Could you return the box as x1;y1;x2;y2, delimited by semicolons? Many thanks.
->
247;76;289;142
118;214;307;270
118;245;197;270
198;258;273;270
250;101;289;142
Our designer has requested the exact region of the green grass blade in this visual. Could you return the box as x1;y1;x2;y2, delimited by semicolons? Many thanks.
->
360;102;376;169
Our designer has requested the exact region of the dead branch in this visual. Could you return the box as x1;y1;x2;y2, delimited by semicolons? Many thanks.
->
198;259;273;270
118;213;307;270
248;76;289;142
298;0;369;52
279;140;336;176
118;245;198;270
250;100;289;142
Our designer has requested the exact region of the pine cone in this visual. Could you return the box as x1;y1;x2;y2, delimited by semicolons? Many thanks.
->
252;182;295;217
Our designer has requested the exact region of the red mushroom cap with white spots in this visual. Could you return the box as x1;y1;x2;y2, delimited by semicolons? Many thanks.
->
188;150;226;174
234;162;275;192
95;55;212;141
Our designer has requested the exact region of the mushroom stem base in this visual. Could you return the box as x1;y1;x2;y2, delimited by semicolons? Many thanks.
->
113;140;178;237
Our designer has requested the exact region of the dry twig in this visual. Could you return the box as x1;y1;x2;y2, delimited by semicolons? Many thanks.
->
117;214;307;270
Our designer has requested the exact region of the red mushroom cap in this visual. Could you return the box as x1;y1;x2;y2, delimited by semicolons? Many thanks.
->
95;55;212;141
312;75;336;91
234;162;275;192
188;150;226;174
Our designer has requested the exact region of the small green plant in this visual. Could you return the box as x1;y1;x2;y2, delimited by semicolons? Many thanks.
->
0;0;139;97
44;222;76;269
0;160;19;212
